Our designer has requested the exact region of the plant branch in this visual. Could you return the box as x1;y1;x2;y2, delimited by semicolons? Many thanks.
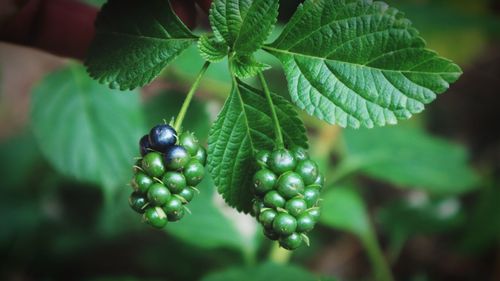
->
268;242;292;264
258;72;284;149
362;230;395;281
174;61;210;132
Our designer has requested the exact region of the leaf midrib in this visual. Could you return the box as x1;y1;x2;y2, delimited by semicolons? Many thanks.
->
233;77;257;155
262;46;459;76
69;67;102;183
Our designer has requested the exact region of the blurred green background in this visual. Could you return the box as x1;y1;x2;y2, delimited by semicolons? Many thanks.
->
0;0;499;280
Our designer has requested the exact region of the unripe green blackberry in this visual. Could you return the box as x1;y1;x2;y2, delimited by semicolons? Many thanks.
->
285;198;307;217
144;207;168;229
290;146;308;162
142;152;165;178
129;192;148;214
295;159;319;185
255;150;271;168
277;172;304;199
252;199;265;216
279;233;303;250
147;183;171;206
273;213;297;236
264;191;286;208
183;159;205;186
129;124;207;229
251;147;323;250
162;172;186;194
296;213;315;232
179;132;199;156
194;147;207;166
269;149;296;174
303;186;321;207
133;172;154;194
259;209;277;229
253;169;277;195
179;187;195;203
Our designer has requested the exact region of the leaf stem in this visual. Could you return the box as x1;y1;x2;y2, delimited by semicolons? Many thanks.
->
362;231;395;281
174;61;211;132
268;242;292;264
257;72;284;149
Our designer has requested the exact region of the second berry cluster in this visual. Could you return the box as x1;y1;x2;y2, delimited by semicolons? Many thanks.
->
251;147;323;250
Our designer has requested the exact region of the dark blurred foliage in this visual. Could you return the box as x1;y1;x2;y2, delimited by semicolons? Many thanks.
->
0;0;499;281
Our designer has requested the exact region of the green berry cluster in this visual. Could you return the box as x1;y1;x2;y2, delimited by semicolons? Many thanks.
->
252;147;323;250
129;124;207;229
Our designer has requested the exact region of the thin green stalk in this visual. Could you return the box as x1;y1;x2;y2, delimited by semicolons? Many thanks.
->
268;242;292;264
258;72;284;149
362;231;395;281
174;61;211;132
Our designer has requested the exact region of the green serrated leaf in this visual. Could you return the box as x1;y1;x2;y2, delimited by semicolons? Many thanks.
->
231;55;270;78
198;35;228;62
209;0;279;55
265;0;462;128
31;64;145;188
208;81;307;213
342;126;479;194
85;0;197;90
201;262;321;281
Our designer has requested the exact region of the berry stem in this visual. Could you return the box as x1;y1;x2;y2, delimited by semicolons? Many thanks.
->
268;241;292;264
362;231;395;281
174;61;211;132
258;72;285;149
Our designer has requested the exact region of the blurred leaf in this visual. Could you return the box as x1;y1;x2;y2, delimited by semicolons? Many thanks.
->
320;186;371;239
31;64;145;188
0;132;42;190
410;274;432;281
378;195;463;250
387;1;500;34
87;278;160;281
459;183;500;253
85;0;196;90
342;126;479;195
145;90;211;141
201;262;326;281
386;1;497;65
0;198;43;243
320;186;395;281
82;0;106;7
165;178;254;252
